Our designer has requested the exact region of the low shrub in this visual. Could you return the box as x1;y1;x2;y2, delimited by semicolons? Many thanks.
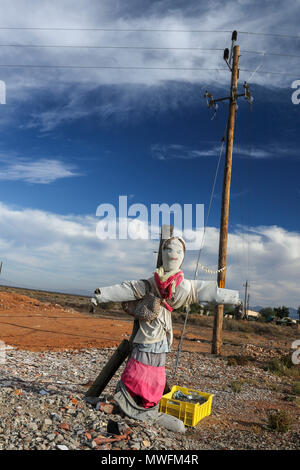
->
267;410;292;433
229;379;244;393
99;301;118;310
227;355;254;366
267;355;300;380
292;382;300;396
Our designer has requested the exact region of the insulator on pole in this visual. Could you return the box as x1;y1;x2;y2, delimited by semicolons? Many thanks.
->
204;91;214;109
232;30;238;41
243;81;253;107
223;48;229;61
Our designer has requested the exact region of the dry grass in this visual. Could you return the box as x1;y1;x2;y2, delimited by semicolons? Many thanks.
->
267;410;292;433
229;379;244;393
223;319;297;338
252;425;263;435
173;311;298;339
292;382;300;396
227;355;255;366
267;355;300;380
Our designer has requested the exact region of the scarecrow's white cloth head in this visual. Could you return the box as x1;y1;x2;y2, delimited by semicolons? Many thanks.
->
162;237;186;272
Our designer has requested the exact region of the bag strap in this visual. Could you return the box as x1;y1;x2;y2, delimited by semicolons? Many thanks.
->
141;279;152;296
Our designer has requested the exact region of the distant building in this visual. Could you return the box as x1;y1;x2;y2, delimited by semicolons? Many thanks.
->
246;309;261;320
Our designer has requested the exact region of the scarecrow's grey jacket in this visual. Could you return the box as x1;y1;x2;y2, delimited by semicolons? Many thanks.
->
93;277;239;348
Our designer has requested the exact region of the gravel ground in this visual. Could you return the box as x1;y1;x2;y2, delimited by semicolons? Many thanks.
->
0;346;299;450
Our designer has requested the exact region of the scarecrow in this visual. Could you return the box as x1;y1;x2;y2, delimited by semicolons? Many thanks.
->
91;236;239;430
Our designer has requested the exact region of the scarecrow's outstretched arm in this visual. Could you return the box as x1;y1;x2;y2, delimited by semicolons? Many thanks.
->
91;280;147;305
193;280;240;305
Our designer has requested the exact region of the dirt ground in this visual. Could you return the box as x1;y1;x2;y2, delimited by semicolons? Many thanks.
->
0;285;297;355
0;286;299;450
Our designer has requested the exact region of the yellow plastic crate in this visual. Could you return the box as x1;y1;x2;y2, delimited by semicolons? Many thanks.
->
159;385;213;427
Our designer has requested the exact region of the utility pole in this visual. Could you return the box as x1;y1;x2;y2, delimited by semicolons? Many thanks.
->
205;31;253;355
243;280;249;319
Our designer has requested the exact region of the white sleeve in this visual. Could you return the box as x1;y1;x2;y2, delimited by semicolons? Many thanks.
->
193;280;240;305
92;280;147;304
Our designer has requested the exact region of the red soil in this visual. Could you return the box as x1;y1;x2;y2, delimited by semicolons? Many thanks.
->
0;291;293;356
0;291;204;352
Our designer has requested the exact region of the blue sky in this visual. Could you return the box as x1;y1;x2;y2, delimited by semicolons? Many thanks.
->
0;0;299;308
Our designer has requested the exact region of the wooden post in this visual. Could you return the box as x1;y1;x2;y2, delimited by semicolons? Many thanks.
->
156;225;174;268
85;319;139;397
243;280;249;319
211;44;240;355
85;339;131;397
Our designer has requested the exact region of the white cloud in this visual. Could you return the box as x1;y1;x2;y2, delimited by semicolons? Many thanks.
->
0;201;299;308
151;143;220;160
0;158;81;183
151;143;300;160
0;0;298;119
0;0;296;134
21;82;207;132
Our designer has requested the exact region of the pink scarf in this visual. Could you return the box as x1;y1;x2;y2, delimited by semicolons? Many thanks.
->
154;271;183;312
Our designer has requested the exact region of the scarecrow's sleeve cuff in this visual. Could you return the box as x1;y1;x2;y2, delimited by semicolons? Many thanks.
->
192;280;240;305
216;287;240;305
92;280;147;304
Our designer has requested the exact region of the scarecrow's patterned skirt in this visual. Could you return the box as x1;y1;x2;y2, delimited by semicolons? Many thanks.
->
121;341;167;409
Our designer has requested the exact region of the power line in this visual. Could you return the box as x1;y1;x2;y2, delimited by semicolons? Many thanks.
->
0;63;297;76
0;26;233;33
0;63;229;71
239;31;300;40
1;43;300;60
0;43;224;52
240;67;299;76
243;50;300;59
245;52;266;83
0;26;299;40
194;122;228;279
